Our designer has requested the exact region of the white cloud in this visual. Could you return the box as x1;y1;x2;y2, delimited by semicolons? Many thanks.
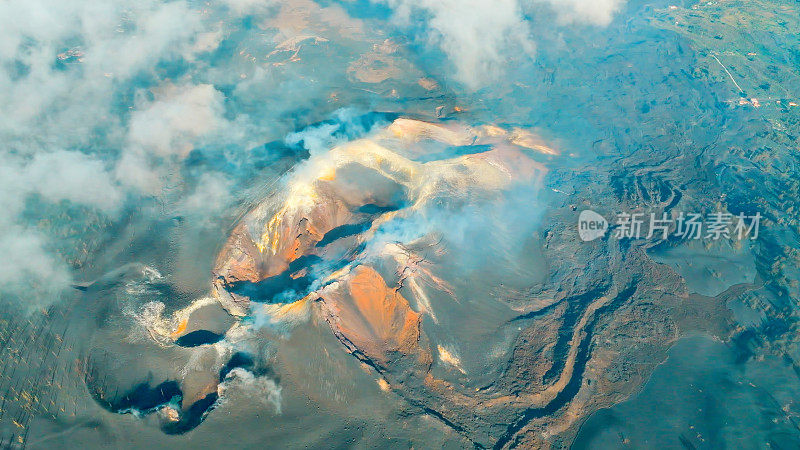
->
0;228;72;309
0;0;209;151
86;2;204;79
26;150;123;213
378;0;626;88
179;173;234;220
0;0;237;307
0;149;123;309
0;150;123;217
115;83;229;192
533;0;626;26
127;84;227;158
384;0;535;89
221;0;276;15
114;151;162;194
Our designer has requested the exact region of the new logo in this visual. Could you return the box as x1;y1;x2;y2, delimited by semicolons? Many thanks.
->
578;210;608;242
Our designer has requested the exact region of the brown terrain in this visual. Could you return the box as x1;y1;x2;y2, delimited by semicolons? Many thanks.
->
149;118;741;448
